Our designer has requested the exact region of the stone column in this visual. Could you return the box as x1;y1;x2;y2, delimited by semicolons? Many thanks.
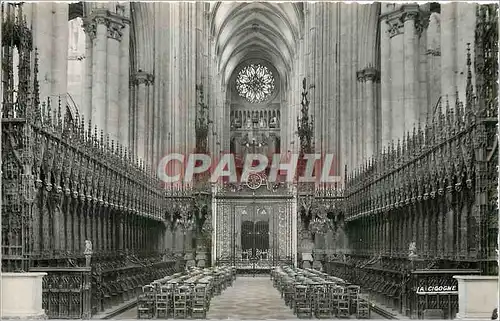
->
339;4;349;173
331;5;339;160
177;5;186;157
132;72;154;162
323;5;332;155
380;15;392;148
426;12;441;118
315;3;324;155
440;3;457;109
188;3;197;154
105;15;126;142
83;24;93;118
356;70;365;163
147;75;155;165
84;8;129;139
387;13;405;142
364;67;378;159
153;2;164;164
403;7;419;130
455;3;477;103
51;3;69;108
162;4;173;158
33;3;54;103
89;10;108;131
170;3;181;163
309;4;318;153
348;5;356;168
119;7;131;148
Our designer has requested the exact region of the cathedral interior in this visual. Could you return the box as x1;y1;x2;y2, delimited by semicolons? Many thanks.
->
0;2;498;320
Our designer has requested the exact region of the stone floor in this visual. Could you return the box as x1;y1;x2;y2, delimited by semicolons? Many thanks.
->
113;276;295;319
207;276;296;319
114;276;385;319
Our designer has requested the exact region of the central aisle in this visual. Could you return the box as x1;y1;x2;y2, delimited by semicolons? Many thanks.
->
207;276;296;319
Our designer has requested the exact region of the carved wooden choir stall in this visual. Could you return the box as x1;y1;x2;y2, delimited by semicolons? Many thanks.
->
1;7;213;319
319;6;498;319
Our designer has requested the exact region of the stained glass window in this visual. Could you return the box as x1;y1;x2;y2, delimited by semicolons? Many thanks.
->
236;64;275;103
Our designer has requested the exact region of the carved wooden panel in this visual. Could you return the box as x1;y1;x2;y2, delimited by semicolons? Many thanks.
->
215;202;232;260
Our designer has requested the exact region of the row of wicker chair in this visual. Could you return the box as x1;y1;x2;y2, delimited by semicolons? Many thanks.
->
137;266;236;319
271;266;370;319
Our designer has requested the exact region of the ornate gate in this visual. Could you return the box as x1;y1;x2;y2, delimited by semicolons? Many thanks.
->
241;219;270;259
238;205;271;272
213;183;297;272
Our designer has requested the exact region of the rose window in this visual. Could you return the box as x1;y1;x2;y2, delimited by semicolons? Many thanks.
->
236;64;275;103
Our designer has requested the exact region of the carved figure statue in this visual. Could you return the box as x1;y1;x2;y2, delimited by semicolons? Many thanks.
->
246;117;252;129
259;117;267;128
84;240;93;255
408;241;417;258
242;133;249;145
84;240;93;267
233;116;241;128
269;116;278;128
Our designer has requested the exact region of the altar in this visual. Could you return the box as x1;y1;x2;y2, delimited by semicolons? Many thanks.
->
212;181;297;272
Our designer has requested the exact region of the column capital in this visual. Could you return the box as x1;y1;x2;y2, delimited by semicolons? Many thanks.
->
131;71;154;86
402;7;429;37
82;19;97;40
383;4;426;38
356;70;365;82
107;19;125;41
426;48;441;56
386;16;404;38
364;67;380;82
403;11;419;22
415;12;430;36
401;4;420;19
115;4;130;19
356;66;380;83
84;8;130;41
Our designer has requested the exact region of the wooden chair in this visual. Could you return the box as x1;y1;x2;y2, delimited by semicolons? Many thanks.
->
155;287;169;319
173;285;191;319
337;292;350;318
330;286;344;316
137;285;155;319
346;285;360;315
313;284;331;318
294;284;312;318
191;284;208;319
356;295;371;319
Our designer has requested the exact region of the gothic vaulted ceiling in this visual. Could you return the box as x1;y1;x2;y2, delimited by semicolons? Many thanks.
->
210;2;303;87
